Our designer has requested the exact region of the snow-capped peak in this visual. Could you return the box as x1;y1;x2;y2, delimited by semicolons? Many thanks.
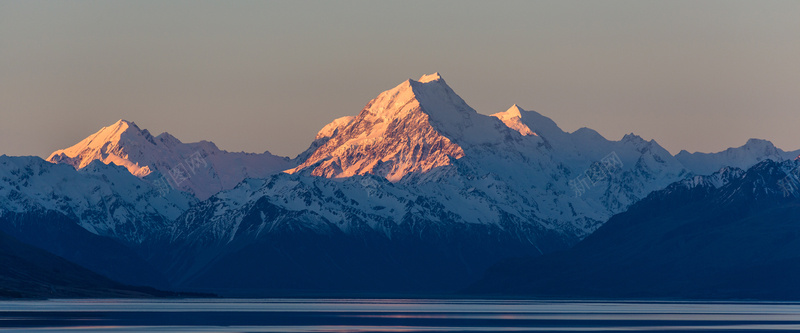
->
743;138;776;150
48;120;295;199
288;73;474;181
675;138;799;176
491;105;536;136
506;104;524;117
48;119;158;177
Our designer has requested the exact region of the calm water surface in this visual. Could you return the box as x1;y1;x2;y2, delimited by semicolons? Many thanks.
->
2;298;800;332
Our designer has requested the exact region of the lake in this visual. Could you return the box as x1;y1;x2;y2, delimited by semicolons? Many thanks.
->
2;298;800;332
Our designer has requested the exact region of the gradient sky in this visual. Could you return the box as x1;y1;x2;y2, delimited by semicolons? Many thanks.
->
2;0;799;158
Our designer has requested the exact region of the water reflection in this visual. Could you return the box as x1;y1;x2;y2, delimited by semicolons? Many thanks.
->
3;299;800;332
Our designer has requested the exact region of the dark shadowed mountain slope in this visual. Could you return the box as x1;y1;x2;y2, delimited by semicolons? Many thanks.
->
0;228;165;299
469;160;800;300
0;210;169;289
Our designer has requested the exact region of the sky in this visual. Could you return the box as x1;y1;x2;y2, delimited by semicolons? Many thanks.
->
1;0;799;158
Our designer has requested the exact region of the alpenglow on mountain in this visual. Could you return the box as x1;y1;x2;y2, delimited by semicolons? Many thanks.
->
153;72;695;293
287;73;467;181
4;72;796;296
47;119;295;200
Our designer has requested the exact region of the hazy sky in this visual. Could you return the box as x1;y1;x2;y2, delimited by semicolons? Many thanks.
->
2;1;799;158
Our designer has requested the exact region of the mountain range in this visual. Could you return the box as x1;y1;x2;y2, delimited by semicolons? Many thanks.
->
2;73;799;297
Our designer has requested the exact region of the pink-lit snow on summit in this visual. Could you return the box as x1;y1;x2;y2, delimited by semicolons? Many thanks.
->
491;104;537;136
48;120;156;177
287;73;467;182
47;120;294;199
45;72;800;206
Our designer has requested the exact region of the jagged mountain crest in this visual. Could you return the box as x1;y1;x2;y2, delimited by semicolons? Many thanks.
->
47;120;295;200
491;105;537;136
676;138;800;175
288;73;475;181
48;119;157;177
0;155;196;244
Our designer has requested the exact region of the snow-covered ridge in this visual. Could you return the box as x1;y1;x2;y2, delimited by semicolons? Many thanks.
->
491;105;536;136
0;155;196;244
47;120;296;200
676;138;800;176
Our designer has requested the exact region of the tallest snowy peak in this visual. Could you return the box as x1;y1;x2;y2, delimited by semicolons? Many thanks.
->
291;72;536;181
357;71;470;124
102;119;148;138
289;73;476;181
98;119;145;139
417;72;443;83
113;118;135;127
